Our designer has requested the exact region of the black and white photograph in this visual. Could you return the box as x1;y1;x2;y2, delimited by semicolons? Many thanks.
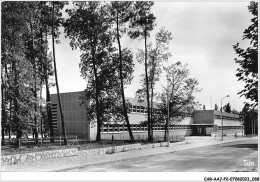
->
1;1;258;181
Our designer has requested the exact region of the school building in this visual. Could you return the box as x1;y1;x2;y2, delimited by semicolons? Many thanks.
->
50;91;243;140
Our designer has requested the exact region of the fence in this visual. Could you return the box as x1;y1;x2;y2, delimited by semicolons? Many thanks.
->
1;135;80;148
1;133;185;156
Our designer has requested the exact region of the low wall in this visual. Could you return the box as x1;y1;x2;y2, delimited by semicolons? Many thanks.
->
1;142;170;166
77;143;141;157
1;148;77;166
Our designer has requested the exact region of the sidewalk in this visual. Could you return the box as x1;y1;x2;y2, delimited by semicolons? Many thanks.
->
1;136;256;172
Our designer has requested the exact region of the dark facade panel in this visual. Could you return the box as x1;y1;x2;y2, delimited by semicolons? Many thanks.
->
193;110;214;124
50;91;90;139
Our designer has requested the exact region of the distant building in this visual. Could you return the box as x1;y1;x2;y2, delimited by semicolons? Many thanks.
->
50;91;243;140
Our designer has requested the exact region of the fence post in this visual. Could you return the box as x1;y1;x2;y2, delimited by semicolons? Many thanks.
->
60;137;61;146
90;138;91;149
19;139;21;149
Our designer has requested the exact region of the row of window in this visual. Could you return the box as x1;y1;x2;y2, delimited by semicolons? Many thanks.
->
129;105;161;114
100;124;192;132
218;126;243;130
51;104;58;134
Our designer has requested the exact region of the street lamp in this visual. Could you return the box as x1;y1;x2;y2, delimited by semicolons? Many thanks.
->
221;95;229;141
166;74;170;147
167;89;170;147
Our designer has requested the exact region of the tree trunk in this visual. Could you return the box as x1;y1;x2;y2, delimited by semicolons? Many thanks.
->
52;2;67;145
150;61;156;141
1;74;5;144
116;10;135;142
150;85;154;141
8;100;12;140
144;15;152;142
40;85;43;143
13;62;22;140
44;27;54;142
45;74;54;141
4;63;11;140
91;47;101;142
29;17;39;144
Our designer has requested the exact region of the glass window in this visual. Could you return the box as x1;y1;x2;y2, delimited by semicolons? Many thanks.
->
129;106;133;112
133;106;136;112
140;107;144;113
136;106;140;113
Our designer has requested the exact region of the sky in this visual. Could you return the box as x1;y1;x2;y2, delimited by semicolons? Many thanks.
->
49;1;253;112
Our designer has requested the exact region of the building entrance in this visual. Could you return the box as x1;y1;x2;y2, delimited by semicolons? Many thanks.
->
194;126;206;135
192;125;215;136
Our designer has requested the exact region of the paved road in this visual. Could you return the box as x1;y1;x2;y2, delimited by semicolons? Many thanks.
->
64;138;258;172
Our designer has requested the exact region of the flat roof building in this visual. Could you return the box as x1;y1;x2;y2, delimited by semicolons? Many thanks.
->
50;91;243;140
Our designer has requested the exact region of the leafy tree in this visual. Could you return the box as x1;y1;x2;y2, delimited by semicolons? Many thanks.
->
51;1;68;145
223;103;231;113
1;1;59;144
109;2;135;142
157;62;201;140
233;1;258;107
64;1;107;141
37;1;66;142
128;1;156;142
135;27;172;140
64;2;134;141
240;103;258;135
84;49;135;129
1;2;40;141
214;104;218;110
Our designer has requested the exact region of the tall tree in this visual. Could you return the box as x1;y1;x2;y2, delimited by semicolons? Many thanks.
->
38;1;62;142
83;49;135;135
214;104;218;110
51;1;68;145
135;27;172;140
157;62;201;140
233;1;258;107
128;2;156;142
27;1;42;142
1;2;40;141
64;2;115;141
109;2;135;142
